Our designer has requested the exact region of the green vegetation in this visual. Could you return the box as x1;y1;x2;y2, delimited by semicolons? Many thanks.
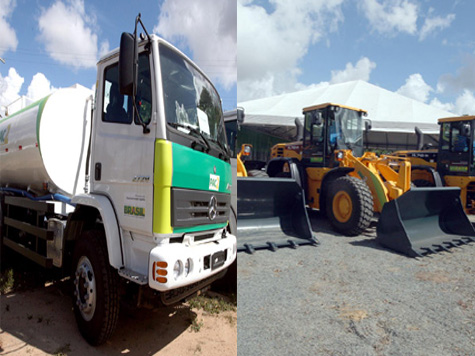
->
0;269;14;294
187;293;236;315
53;343;71;356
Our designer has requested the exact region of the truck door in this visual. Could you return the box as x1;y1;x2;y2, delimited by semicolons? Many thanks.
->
92;51;155;236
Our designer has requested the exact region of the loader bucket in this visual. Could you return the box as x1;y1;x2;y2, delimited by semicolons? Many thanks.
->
237;177;318;253
376;187;475;257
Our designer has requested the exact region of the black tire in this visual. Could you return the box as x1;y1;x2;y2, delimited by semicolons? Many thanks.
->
72;230;120;346
325;176;373;236
247;169;269;178
412;179;435;187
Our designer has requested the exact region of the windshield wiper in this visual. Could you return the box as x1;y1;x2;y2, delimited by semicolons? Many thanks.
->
212;140;230;161
169;122;210;153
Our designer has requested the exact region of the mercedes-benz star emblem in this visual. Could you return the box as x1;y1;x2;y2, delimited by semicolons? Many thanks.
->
208;195;218;221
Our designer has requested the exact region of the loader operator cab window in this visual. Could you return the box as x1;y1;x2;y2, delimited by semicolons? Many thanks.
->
328;107;364;157
103;53;152;125
303;110;325;156
441;122;471;153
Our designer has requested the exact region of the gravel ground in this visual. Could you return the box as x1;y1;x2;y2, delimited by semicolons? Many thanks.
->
237;211;475;356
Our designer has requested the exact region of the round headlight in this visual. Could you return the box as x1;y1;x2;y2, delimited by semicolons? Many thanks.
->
173;260;183;280
184;258;193;276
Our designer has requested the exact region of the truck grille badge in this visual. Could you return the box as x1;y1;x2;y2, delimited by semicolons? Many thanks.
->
208;195;217;221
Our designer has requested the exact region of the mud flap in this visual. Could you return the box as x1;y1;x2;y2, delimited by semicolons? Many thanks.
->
376;187;475;257
237;177;318;253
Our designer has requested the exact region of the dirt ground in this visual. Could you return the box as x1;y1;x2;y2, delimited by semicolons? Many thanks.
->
237;211;475;356
0;257;237;356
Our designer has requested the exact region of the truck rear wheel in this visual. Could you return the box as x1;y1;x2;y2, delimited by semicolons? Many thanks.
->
326;176;373;236
72;230;119;345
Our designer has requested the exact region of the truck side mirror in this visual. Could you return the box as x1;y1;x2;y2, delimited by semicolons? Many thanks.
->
118;32;137;96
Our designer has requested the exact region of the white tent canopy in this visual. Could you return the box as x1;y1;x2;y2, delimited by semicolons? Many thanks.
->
237;80;456;152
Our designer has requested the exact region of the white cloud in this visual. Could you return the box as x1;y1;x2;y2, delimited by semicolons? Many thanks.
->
429;91;475;116
237;0;345;101
0;67;24;109
26;73;57;101
360;0;418;36
99;40;110;59
295;81;330;92
454;90;475;115
154;0;237;90
0;0;18;56
419;12;455;41
330;58;376;84
438;54;475;94
397;73;433;103
38;0;98;69
429;97;454;113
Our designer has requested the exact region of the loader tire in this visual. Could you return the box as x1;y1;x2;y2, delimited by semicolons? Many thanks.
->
72;230;120;346
326;176;373;236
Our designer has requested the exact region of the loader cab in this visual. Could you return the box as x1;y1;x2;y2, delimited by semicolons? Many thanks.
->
302;103;366;167
437;116;475;177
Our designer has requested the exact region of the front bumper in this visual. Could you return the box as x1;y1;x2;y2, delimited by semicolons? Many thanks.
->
148;231;237;292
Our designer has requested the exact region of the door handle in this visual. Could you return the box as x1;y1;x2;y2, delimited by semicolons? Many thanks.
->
95;162;102;181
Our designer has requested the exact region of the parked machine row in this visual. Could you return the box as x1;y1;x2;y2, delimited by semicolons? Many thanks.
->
235;103;475;257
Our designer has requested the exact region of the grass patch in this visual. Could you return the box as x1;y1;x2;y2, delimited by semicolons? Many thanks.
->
0;269;14;294
187;293;236;315
224;314;236;326
190;317;204;332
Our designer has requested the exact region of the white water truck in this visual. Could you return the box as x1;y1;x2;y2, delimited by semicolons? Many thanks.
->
0;15;236;345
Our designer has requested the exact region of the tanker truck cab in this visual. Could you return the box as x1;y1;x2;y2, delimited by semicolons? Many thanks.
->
86;34;235;288
87;32;236;288
0;16;236;346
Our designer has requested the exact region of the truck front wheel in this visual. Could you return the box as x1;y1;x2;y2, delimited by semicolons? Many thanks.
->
72;230;120;346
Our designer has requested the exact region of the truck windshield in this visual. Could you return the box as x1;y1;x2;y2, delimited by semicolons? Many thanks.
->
160;44;227;151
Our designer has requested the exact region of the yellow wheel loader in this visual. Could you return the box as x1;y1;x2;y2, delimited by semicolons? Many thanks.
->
267;103;475;257
394;116;475;215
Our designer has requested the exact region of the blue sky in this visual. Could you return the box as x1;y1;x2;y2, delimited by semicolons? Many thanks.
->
0;0;237;115
3;1;475;118
238;0;475;115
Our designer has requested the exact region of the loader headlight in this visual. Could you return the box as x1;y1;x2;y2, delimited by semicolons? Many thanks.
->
173;260;183;280
336;151;344;161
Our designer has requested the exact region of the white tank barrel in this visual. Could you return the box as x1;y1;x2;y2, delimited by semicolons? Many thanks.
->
0;85;93;197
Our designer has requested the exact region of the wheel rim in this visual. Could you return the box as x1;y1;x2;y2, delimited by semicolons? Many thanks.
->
74;256;97;321
333;191;353;223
